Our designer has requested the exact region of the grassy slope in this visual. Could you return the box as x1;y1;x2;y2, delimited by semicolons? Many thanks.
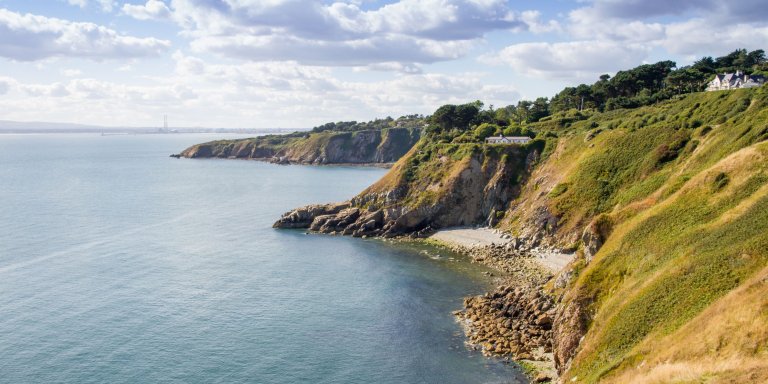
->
504;88;768;382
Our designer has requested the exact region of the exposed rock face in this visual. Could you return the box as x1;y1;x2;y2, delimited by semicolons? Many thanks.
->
182;140;275;159
580;215;613;263
180;128;420;165
552;296;591;375
273;145;539;237
270;203;350;229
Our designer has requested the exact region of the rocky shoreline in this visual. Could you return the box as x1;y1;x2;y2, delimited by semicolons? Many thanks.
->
171;153;395;168
428;240;560;383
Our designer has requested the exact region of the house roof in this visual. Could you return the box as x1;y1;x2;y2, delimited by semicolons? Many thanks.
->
486;136;531;141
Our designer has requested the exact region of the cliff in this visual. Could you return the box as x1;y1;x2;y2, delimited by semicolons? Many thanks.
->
179;127;421;165
274;87;768;383
273;139;544;237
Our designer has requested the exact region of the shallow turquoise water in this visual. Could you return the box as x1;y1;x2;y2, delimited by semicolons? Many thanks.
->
0;134;524;383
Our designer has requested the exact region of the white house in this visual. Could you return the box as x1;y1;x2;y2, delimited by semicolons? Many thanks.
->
485;135;532;145
706;71;766;91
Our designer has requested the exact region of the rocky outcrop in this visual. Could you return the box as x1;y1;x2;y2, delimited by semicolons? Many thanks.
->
270;203;350;229
580;214;613;263
458;286;556;361
273;144;540;237
552;296;591;375
179;127;421;165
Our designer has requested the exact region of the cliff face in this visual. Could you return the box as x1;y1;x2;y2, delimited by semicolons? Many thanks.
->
180;127;420;165
274;87;768;383
274;141;542;237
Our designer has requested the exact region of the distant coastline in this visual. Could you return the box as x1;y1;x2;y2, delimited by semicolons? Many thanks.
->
0;119;305;135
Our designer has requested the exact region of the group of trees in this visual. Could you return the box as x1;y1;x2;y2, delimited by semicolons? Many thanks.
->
311;114;426;134
549;48;766;114
308;49;766;145
424;100;532;142
421;48;766;144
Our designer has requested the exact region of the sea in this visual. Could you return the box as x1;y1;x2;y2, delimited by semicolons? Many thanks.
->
0;134;525;384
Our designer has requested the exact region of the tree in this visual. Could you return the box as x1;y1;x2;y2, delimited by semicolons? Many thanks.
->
666;67;707;94
455;104;480;130
430;104;456;131
529;97;550;122
474;123;498;140
515;100;532;123
747;49;766;68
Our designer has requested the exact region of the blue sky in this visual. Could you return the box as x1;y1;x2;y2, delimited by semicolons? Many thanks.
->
0;0;766;128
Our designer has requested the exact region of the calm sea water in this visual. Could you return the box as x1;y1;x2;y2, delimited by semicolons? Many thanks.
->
0;134;524;384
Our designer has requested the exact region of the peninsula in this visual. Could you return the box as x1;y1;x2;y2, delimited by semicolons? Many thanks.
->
176;116;423;165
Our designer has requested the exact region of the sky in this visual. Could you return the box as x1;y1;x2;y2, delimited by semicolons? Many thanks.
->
0;1;766;128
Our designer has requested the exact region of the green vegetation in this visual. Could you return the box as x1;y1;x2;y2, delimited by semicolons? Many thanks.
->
310;114;425;133
549;48;767;114
495;86;768;383
330;52;768;383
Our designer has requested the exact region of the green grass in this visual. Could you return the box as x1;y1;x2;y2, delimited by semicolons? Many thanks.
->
545;88;768;382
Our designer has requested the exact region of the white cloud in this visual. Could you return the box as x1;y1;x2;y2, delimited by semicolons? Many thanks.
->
168;0;532;66
568;0;768;46
0;52;522;128
661;19;768;56
568;7;666;42
0;9;171;61
576;0;711;20
66;0;116;12
21;82;71;97
0;78;11;95
66;0;87;8
122;1;172;21
355;62;423;74
576;0;768;23
520;10;561;34
62;69;83;77
489;40;650;79
534;0;768;77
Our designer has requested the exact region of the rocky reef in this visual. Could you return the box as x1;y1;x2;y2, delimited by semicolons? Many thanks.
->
179;127;420;165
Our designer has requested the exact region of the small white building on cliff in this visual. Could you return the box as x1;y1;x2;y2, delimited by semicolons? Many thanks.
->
706;71;766;91
485;136;532;145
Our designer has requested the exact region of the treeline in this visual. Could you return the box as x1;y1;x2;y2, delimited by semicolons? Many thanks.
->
425;100;533;143
423;48;767;143
311;114;425;133
551;48;766;113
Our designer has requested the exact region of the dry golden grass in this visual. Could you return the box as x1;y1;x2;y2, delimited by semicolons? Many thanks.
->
555;90;768;383
602;266;768;384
